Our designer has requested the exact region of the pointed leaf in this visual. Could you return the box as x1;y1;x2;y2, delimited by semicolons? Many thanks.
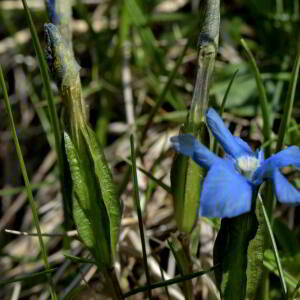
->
80;125;121;260
64;131;112;267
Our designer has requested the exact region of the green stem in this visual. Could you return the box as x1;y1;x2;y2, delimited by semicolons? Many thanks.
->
189;0;220;131
103;268;124;300
169;234;195;300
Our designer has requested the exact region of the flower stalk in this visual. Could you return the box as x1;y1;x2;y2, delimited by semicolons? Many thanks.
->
189;0;220;130
170;3;220;298
171;0;220;234
44;22;122;299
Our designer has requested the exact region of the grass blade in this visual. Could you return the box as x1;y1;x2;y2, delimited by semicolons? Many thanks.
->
276;50;300;152
0;269;56;287
0;65;57;299
21;0;62;162
22;0;71;247
125;0;164;71
141;40;190;142
122;158;171;193
240;38;271;158
258;193;287;298
212;69;238;152
123;265;218;298
0;181;55;197
290;279;300;299
130;134;152;300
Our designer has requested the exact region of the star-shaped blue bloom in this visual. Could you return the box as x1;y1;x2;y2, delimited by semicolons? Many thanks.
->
171;108;300;218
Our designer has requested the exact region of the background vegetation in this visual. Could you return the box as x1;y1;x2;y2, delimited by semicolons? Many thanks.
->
0;0;300;299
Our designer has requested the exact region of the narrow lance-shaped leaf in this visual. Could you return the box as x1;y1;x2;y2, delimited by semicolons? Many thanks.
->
171;123;209;233
64;131;112;268
80;124;121;261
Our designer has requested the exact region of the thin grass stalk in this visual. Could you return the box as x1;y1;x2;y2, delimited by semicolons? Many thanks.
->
123;157;171;193
212;69;238;153
240;38;271;158
290;279;300;299
141;40;190;142
0;269;56;287
261;123;300;149
21;0;71;246
155;256;171;300
257;193;287;298
276;51;300;152
0;66;57;300
130;135;152;300
21;0;62;163
168;235;194;300
240;45;275;300
123;265;218;298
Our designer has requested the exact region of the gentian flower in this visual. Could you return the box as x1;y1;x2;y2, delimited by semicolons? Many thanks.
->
171;108;300;218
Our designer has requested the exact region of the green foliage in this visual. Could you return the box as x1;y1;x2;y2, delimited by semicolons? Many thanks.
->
2;0;300;299
64;124;121;269
170;123;208;233
213;199;266;300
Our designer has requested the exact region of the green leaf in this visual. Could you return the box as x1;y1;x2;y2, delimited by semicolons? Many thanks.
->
80;125;121;261
64;131;112;268
170;122;208;233
213;199;266;300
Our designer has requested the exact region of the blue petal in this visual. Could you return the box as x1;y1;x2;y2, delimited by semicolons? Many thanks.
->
272;169;300;204
234;136;253;153
206;108;253;158
46;0;60;24
170;134;219;169
253;146;300;184
200;161;253;218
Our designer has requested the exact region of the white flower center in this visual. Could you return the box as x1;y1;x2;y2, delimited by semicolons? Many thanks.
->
236;156;260;179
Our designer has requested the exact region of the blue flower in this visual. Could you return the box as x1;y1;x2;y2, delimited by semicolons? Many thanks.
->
170;108;300;218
